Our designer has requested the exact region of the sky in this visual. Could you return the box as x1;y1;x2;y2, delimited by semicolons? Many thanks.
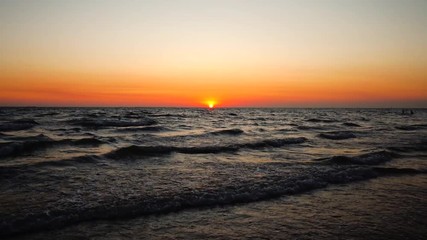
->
1;0;427;107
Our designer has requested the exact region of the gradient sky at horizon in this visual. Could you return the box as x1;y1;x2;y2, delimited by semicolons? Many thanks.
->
1;0;427;107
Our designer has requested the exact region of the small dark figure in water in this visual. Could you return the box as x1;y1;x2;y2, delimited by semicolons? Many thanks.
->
401;109;415;115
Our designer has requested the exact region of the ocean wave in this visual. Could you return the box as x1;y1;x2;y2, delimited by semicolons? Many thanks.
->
85;113;106;118
123;112;141;118
0;134;52;158
68;118;157;128
318;131;356;140
148;113;185;118
51;127;82;133
0;119;39;132
210;128;244;135
395;124;427;131
6;164;425;237
372;167;427;176
0;155;101;179
106;137;306;159
72;138;106;146
276;127;297;132
306;118;337;123
319;151;395;165
342;122;361;127
297;125;328;130
0;132;11;137
2;160;426;236
34;112;59;117
0;166;377;236
0;135;106;159
387;139;427;152
115;126;170;132
106;145;235;158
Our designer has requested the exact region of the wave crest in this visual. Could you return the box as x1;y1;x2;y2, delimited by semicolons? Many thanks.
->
0;119;39;132
0;166;379;237
320;151;395;165
0;135;106;159
68;118;157;128
106;137;306;159
318;131;356;140
210;128;244;135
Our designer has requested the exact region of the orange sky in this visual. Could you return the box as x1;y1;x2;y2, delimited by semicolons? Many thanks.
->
2;65;425;107
1;0;427;107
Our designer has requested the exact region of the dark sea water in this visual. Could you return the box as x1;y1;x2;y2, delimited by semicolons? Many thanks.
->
1;107;426;239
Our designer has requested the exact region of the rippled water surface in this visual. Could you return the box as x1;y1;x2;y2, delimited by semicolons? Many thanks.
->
1;108;426;239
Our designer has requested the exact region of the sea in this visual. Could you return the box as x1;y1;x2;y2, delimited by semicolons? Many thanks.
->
0;107;426;239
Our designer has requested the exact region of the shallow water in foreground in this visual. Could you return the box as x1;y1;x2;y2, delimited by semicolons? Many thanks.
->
16;175;427;240
1;108;426;239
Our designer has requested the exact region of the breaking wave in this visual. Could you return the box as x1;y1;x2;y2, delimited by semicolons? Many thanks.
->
0;155;101;179
0;119;39;132
68;118;157;128
0;135;106;159
387;139;427;152
372;167;427;175
0;167;377;236
2;164;425;237
319;151;395;165
106;137;306;159
296;125;328;130
306;118;337;123
318;131;356;140
343;122;361;127
395;124;427;131
210;128;244;135
115;126;170;132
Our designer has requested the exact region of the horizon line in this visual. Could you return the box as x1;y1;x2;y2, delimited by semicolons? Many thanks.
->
1;106;426;109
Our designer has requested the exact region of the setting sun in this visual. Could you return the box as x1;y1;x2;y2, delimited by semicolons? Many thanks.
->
206;100;216;109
